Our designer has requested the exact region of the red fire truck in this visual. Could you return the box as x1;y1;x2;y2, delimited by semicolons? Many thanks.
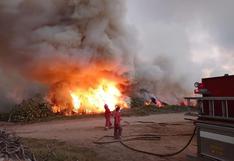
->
185;74;234;161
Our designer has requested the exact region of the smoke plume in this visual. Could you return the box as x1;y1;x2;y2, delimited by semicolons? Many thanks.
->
0;0;202;111
127;0;234;104
0;0;135;111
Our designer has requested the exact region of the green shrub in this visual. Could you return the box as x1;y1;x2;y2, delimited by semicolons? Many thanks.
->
9;94;55;122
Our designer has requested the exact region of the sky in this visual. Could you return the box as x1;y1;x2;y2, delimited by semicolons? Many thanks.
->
126;0;234;82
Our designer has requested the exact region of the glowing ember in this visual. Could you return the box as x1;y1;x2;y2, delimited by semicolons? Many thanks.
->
144;101;151;106
156;100;163;108
144;98;164;108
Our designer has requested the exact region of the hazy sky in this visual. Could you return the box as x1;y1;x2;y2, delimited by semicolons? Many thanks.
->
126;0;234;80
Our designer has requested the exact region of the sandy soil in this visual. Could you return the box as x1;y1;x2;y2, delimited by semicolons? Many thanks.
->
1;113;198;161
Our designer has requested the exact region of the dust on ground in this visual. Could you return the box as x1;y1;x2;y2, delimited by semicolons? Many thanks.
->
1;113;197;161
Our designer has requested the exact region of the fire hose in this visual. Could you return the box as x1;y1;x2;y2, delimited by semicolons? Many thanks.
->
93;127;197;157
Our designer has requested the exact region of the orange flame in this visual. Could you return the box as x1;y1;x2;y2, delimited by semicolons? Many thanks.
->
144;99;164;108
50;79;128;115
45;62;130;115
70;92;81;112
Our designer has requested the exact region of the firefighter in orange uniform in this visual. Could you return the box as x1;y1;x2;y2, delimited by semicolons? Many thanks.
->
104;104;112;130
114;105;122;139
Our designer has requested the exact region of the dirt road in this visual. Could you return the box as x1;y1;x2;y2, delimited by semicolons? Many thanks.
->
1;113;197;161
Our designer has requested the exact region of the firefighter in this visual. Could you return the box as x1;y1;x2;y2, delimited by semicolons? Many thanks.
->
104;104;112;130
113;105;122;139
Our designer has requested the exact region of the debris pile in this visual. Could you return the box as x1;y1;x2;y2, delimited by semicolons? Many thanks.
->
0;129;36;161
9;95;54;122
130;97;145;108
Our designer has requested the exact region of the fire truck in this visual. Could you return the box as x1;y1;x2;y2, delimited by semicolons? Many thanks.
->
185;74;234;161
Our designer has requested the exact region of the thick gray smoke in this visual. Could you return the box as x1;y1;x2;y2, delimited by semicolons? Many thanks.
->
128;0;234;104
133;56;191;104
2;0;223;110
0;0;135;111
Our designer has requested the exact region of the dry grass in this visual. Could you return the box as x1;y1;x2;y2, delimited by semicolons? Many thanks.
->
22;138;101;161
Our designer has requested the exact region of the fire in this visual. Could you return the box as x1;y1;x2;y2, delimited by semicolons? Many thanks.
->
70;92;80;112
50;79;128;115
144;98;164;108
45;62;130;115
144;100;151;106
70;79;126;113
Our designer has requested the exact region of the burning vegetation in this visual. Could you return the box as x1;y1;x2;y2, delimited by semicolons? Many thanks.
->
0;0;189;115
40;63;130;115
0;0;135;113
47;74;129;115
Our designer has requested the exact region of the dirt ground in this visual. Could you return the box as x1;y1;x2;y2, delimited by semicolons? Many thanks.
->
1;113;198;161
